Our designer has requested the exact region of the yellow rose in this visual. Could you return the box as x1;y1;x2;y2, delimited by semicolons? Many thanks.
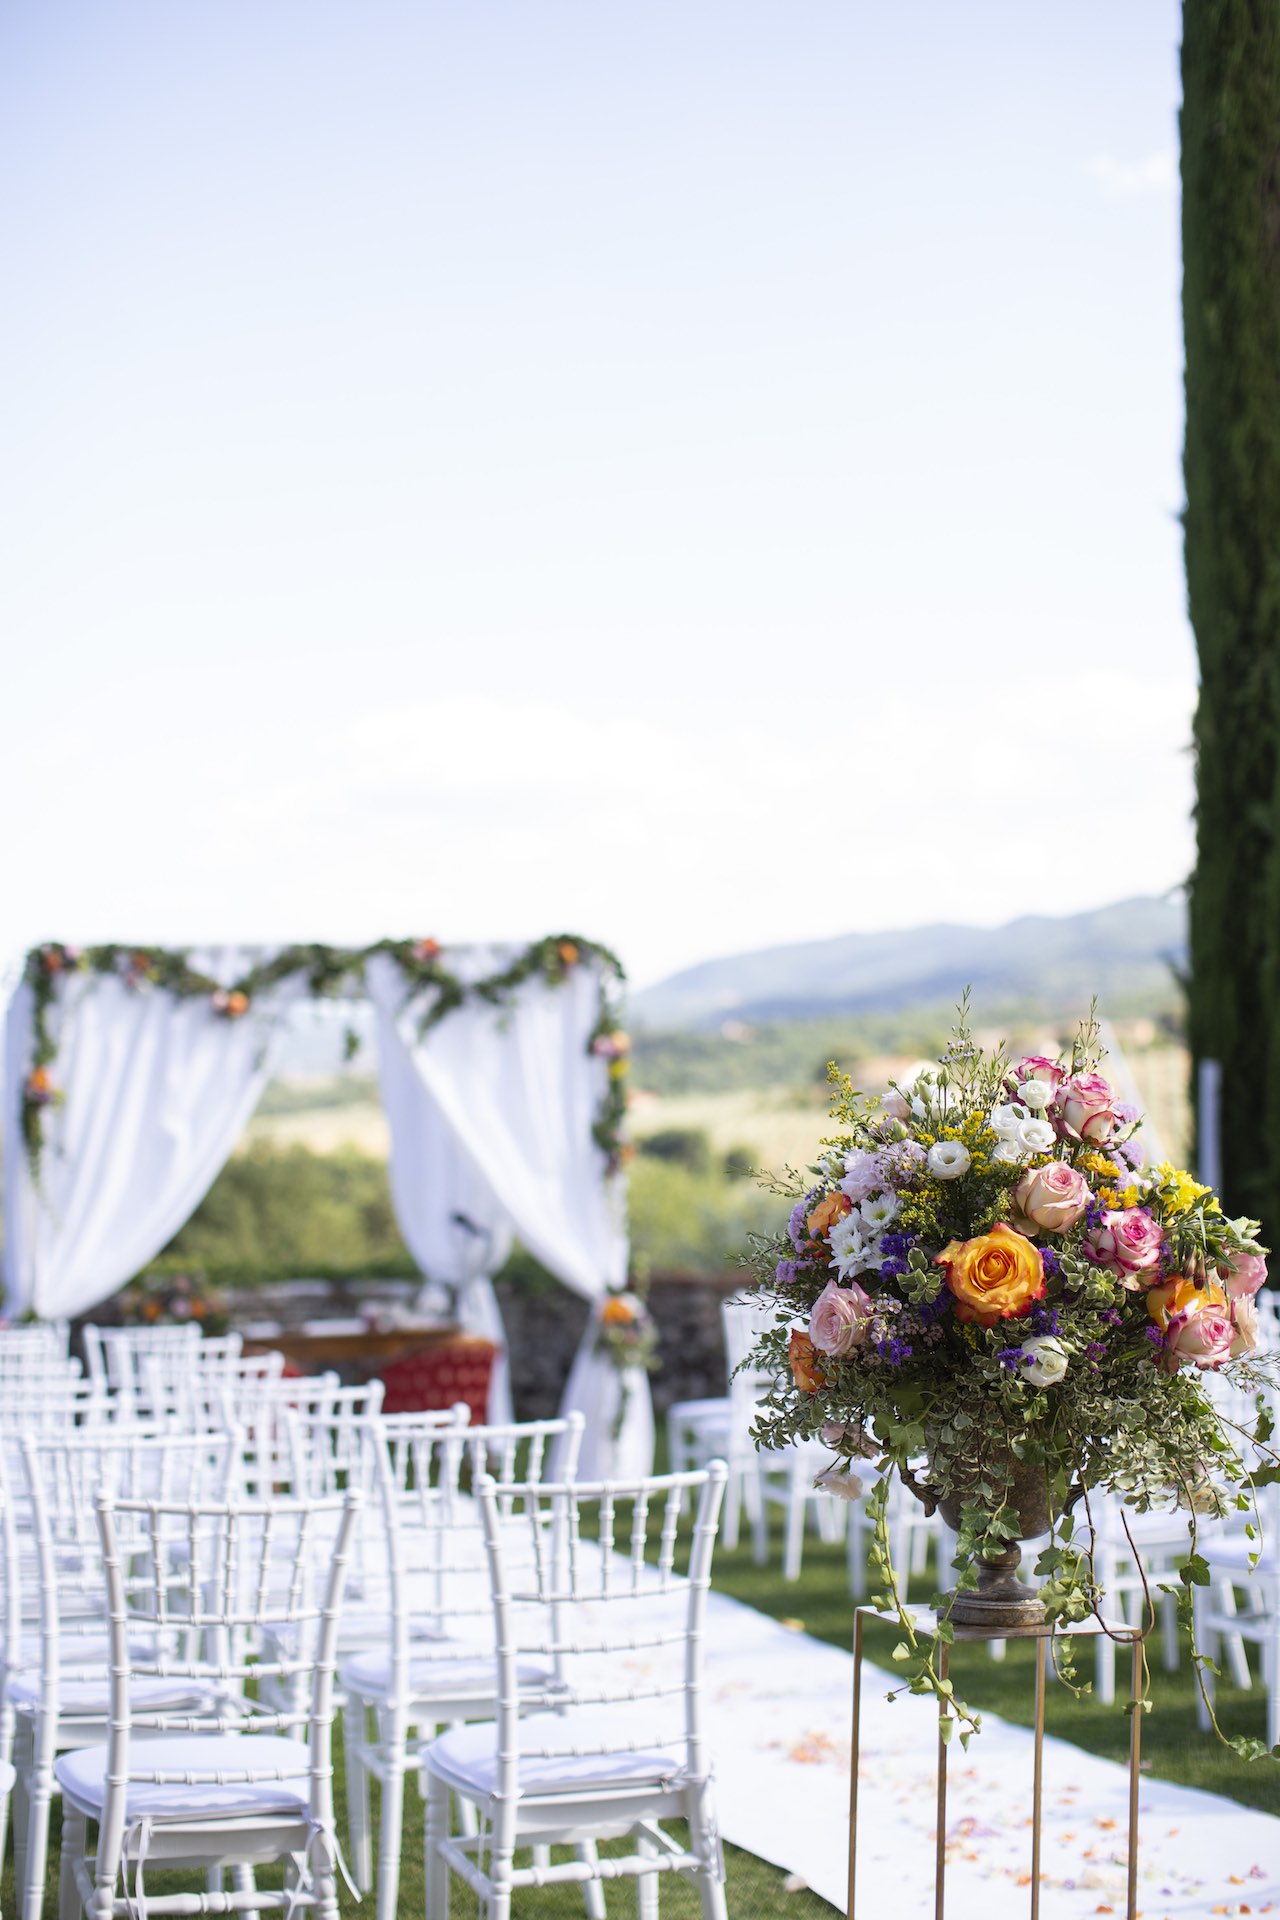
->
806;1192;853;1240
1146;1274;1229;1330
935;1222;1046;1327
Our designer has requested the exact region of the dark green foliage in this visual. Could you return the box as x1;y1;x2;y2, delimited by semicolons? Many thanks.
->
1183;1;1280;1226
155;1143;416;1281
722;1142;757;1181
635;1127;714;1174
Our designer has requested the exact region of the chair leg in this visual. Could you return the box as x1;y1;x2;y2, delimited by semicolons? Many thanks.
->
10;1713;30;1907
1194;1585;1214;1731
576;1840;607;1920
344;1699;374;1891
1095;1621;1116;1707
59;1804;85;1920
230;1862;260;1920
1217;1578;1254;1690
636;1830;659;1920
424;1769;451;1920
21;1727;55;1920
848;1503;866;1599
374;1719;407;1920
308;1836;339;1920
721;1470;741;1552
745;1464;768;1567
783;1469;806;1583
0;1693;15;1876
1161;1586;1180;1672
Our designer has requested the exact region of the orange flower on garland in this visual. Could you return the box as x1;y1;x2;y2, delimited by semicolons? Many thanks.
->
558;940;580;967
935;1222;1046;1327
412;938;442;963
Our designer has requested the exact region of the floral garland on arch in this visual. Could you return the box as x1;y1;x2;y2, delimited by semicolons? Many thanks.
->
746;996;1280;1760
19;933;630;1184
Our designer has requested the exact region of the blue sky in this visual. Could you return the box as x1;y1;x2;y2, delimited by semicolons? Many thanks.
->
1;1;1188;985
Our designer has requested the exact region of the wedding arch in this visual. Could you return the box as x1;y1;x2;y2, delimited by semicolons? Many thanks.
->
1;934;649;1475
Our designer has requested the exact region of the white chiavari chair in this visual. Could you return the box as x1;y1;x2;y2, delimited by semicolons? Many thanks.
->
340;1412;582;1920
56;1483;362;1920
422;1463;729;1920
10;1427;236;1920
81;1323;203;1417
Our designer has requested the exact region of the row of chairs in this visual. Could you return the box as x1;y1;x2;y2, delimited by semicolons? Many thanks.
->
0;1319;731;1920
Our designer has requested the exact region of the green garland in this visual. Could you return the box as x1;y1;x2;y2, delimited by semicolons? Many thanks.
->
20;933;629;1184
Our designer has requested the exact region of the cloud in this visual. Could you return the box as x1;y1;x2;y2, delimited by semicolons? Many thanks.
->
1086;150;1177;199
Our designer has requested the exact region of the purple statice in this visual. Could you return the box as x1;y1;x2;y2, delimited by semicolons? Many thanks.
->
1027;1301;1062;1338
1085;1340;1107;1367
1040;1247;1063;1284
996;1346;1025;1372
917;1284;952;1324
774;1258;802;1287
876;1335;914;1366
1083;1198;1108;1233
1144;1323;1165;1347
1101;1307;1124;1328
789;1189;819;1251
877;1228;915;1281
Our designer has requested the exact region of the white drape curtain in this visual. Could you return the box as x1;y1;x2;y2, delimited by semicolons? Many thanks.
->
373;998;516;1424
2;951;299;1321
366;952;652;1477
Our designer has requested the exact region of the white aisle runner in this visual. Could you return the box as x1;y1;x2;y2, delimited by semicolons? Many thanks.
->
700;1590;1280;1917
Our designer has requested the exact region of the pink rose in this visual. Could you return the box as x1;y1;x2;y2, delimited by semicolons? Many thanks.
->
809;1279;873;1357
1011;1161;1092;1235
1222;1250;1268;1300
1007;1055;1066;1096
1083;1207;1164;1284
1230;1296;1260;1360
1160;1298;1235;1372
1053;1071;1119;1145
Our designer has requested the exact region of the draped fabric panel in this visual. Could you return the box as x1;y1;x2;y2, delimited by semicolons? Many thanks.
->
366;952;652;1474
2;951;298;1321
372;992;516;1424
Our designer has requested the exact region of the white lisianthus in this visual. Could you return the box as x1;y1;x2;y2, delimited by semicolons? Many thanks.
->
860;1192;900;1233
1017;1336;1069;1388
1018;1077;1054;1111
927;1141;971;1180
828;1212;869;1276
1016;1116;1056;1155
989;1101;1029;1137
910;1096;926;1120
990;1137;1024;1166
813;1466;864;1500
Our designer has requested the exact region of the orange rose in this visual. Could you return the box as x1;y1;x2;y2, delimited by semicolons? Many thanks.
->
26;1067;51;1095
601;1294;637;1326
1146;1274;1229;1330
806;1192;853;1240
936;1222;1046;1327
225;991;250;1018
558;941;580;966
789;1329;827;1393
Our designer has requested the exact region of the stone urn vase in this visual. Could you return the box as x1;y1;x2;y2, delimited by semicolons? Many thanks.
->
911;1452;1054;1636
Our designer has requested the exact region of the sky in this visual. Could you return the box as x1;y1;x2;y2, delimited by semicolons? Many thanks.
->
0;1;1190;988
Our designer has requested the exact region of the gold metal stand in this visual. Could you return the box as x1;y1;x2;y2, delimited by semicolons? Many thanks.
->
847;1606;1144;1920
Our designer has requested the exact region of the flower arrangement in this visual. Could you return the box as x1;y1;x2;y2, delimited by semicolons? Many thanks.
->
114;1271;230;1335
747;998;1278;1755
595;1284;660;1439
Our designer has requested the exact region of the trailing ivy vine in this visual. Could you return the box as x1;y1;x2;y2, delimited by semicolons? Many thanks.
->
20;933;629;1184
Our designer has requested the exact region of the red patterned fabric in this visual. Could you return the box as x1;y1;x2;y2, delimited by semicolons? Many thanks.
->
378;1338;497;1422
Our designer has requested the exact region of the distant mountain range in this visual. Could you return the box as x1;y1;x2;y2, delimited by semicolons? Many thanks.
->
631;897;1187;1031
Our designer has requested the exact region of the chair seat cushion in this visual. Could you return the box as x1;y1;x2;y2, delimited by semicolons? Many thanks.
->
56;1736;312;1823
341;1646;549;1703
423;1711;687;1800
8;1671;210;1715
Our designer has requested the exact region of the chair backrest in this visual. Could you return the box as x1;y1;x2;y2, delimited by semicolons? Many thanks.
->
0;1323;70;1364
16;1428;239;1687
479;1464;727;1815
82;1322;203;1412
92;1485;360;1847
370;1412;581;1650
235;1377;383;1498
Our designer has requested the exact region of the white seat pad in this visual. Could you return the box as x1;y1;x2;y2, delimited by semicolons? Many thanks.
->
341;1646;548;1701
424;1711;687;1799
56;1736;313;1822
8;1672;209;1715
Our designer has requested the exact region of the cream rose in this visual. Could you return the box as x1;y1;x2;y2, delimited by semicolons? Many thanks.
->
1011;1160;1092;1235
1017;1335;1069;1387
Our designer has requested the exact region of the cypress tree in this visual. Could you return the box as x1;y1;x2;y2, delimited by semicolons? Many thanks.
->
1183;0;1280;1228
